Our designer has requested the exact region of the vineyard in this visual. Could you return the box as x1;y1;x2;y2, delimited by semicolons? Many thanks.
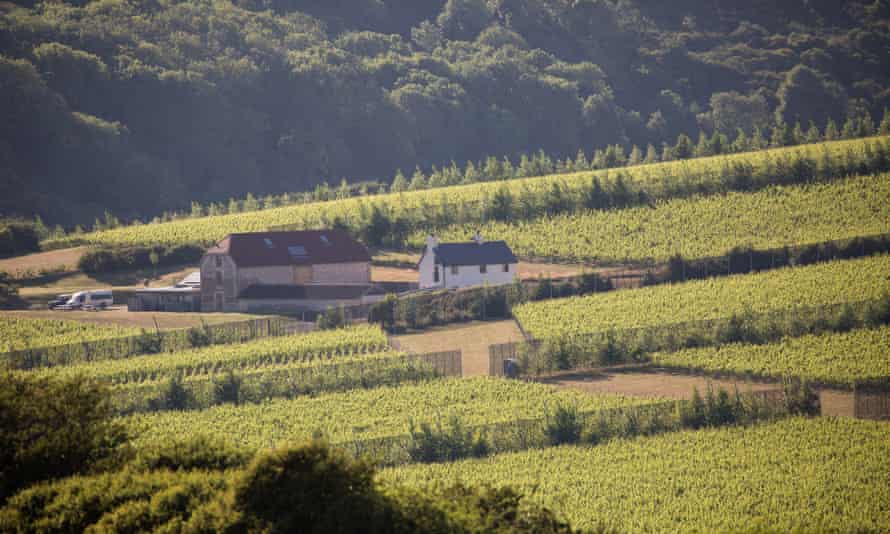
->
44;136;888;249
419;172;890;263
513;254;890;340
27;325;389;384
652;325;890;387
111;351;447;414
125;378;657;450
0;316;141;353
381;417;890;532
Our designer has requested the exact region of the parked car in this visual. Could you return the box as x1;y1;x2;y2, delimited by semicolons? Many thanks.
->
56;290;113;310
47;294;72;309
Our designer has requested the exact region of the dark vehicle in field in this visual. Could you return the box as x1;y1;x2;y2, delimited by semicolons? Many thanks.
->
47;294;71;309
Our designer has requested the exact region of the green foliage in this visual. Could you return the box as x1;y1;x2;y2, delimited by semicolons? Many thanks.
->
544;403;582;446
408;416;490;463
3;0;889;229
0;220;39;258
77;243;204;273
0;272;25;310
317;306;348;330
0;373;127;503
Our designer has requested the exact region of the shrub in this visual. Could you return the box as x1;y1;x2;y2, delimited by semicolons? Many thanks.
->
151;374;193;411
0;373;127;502
317;306;347;330
544;403;582;446
408;417;490;463
187;320;213;347
0;272;25;309
0;221;39;258
78;244;204;273
213;370;242;405
135;327;163;354
129;435;251;472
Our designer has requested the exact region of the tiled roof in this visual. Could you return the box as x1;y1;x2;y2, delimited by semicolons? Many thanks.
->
433;241;518;266
207;230;370;267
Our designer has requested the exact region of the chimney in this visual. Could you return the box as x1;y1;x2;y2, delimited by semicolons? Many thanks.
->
426;234;439;251
473;230;483;245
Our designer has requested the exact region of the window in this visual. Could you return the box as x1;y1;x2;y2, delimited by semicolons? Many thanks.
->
451;265;458;275
215;271;222;284
503;264;510;272
434;266;440;283
480;264;487;274
215;256;222;267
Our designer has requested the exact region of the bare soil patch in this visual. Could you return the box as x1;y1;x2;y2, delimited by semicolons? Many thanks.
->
1;307;264;330
393;320;524;377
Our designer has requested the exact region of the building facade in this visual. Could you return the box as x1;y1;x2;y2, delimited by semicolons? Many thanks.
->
418;234;518;290
200;230;374;312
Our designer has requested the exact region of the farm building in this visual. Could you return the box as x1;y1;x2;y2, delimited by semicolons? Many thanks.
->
200;230;385;313
128;272;202;312
418;233;518;290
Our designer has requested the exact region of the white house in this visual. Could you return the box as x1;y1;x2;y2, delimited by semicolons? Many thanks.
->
418;233;518;290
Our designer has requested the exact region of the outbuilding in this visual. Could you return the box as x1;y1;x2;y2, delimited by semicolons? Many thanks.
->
418;233;518;290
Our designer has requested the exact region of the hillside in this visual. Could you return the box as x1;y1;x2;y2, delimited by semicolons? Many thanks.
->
2;0;890;226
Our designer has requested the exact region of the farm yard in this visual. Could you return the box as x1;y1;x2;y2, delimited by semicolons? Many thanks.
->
3;136;890;531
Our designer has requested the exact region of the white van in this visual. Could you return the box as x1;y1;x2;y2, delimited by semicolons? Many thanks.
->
60;290;113;310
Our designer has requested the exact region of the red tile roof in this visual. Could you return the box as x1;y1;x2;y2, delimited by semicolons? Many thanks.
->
207;230;370;267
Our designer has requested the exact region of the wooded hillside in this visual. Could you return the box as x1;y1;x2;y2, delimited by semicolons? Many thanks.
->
2;0;889;226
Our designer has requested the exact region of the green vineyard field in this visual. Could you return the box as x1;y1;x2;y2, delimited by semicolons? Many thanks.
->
27;324;389;384
513;254;890;340
125;377;656;449
652;325;890;386
46;137;888;249
381;417;890;532
0;316;141;353
111;351;442;414
421;172;890;263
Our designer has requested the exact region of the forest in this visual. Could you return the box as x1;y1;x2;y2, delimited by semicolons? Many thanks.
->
2;0;890;226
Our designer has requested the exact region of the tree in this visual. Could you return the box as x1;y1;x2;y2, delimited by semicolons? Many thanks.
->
644;144;658;163
408;166;427;190
410;20;444;51
708;91;770;135
627;145;643;166
243;192;259;211
390;169;407;192
0;272;25;309
880;108;890;135
436;0;492;41
573;148;589;171
0;373;127;502
673;134;694;159
369;293;398;331
805;121;821;143
488;185;513;221
775;65;846;128
824;118;840;140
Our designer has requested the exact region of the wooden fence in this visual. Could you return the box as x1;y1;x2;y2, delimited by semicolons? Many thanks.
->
411;350;462;377
853;385;890;420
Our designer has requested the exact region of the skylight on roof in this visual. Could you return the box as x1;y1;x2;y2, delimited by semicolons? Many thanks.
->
288;245;307;258
320;235;330;246
264;238;275;248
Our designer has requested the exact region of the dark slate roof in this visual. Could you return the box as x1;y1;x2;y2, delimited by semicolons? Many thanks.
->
207;230;370;267
433;241;518;266
239;284;374;300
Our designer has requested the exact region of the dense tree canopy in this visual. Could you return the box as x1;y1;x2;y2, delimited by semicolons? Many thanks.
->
1;0;889;226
